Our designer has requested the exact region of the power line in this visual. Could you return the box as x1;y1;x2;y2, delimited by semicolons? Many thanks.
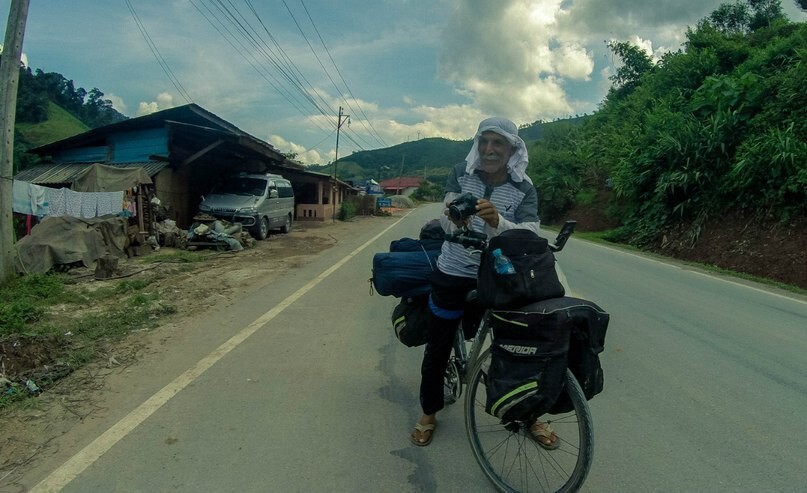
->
298;0;387;148
124;0;192;103
210;0;346;141
188;1;377;156
284;0;386;148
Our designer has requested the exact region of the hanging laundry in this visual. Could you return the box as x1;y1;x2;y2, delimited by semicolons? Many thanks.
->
45;188;68;216
12;180;49;215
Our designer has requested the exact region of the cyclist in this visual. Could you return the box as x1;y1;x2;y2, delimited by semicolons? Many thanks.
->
410;116;559;449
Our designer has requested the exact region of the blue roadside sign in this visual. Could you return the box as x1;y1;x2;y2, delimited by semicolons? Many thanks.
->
377;197;392;207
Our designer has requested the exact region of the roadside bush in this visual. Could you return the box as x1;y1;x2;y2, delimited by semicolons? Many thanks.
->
339;197;358;221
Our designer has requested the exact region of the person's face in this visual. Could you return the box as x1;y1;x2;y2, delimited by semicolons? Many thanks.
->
477;131;515;175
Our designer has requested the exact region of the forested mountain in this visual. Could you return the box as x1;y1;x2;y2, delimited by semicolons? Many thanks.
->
312;121;563;184
315;137;471;184
15;66;127;130
7;61;128;174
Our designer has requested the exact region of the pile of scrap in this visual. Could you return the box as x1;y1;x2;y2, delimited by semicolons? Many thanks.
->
186;214;253;251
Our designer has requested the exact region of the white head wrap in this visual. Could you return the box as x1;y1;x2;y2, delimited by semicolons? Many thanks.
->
464;116;531;184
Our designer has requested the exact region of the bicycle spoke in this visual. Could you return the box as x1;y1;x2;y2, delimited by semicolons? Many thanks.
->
466;360;594;493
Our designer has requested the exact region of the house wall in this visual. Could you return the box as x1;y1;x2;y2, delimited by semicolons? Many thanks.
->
108;128;169;162
52;128;169;164
292;177;342;222
152;166;196;227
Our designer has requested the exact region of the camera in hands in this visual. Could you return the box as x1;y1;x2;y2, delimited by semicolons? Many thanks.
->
448;192;479;222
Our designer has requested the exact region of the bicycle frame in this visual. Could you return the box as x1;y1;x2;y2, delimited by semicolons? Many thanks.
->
453;309;492;385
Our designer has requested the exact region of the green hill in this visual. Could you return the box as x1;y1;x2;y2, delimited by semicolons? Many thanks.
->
318;119;572;184
16;101;89;147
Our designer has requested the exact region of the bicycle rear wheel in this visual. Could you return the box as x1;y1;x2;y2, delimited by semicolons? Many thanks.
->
464;349;594;493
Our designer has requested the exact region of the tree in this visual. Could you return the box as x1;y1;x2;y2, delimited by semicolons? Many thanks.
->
606;41;654;99
708;2;751;34
797;0;807;11
748;0;785;29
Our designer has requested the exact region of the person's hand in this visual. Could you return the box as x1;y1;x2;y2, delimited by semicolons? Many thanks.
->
475;199;499;228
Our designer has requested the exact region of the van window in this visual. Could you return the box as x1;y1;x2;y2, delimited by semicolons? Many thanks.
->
215;177;267;196
277;181;294;198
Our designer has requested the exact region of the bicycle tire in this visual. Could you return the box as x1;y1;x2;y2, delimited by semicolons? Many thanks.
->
464;349;594;493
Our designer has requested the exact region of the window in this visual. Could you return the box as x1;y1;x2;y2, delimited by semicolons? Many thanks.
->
277;180;294;198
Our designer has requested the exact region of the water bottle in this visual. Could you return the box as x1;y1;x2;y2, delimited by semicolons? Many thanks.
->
492;248;516;274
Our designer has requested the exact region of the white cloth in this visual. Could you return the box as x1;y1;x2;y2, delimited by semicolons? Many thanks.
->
45;188;67;216
464;116;531;184
41;187;124;218
12;180;49;215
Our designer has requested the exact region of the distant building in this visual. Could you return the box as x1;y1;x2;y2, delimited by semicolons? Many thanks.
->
364;178;383;195
379;177;422;196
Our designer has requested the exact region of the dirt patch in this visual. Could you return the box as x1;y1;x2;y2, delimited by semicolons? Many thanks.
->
653;213;807;289
553;191;806;290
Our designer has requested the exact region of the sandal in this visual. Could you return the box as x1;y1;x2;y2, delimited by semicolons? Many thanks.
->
410;421;436;447
530;421;560;450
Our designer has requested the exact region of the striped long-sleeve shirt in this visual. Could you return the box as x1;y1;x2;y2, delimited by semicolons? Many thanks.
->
436;161;541;279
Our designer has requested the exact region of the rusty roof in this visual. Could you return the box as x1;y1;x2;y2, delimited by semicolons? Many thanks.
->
13;161;169;185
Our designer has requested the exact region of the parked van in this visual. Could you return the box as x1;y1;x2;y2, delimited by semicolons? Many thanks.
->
199;172;294;240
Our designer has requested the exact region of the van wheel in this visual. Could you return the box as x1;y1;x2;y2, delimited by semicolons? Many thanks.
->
280;214;292;234
254;217;269;240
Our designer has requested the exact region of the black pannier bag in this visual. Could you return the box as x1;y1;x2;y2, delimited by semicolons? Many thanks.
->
485;307;570;422
477;229;565;309
391;295;431;347
520;297;609;414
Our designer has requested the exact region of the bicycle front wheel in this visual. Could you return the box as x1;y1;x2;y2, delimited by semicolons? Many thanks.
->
464;349;594;493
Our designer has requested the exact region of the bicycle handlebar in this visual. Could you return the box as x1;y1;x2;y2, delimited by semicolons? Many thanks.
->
443;220;577;253
444;230;488;250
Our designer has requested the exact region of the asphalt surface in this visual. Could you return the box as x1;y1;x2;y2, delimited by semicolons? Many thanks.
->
16;203;807;492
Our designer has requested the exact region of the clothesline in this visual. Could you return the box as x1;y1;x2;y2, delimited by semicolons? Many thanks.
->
12;180;129;219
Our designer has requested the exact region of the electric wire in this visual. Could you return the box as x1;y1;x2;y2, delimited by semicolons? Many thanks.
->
184;0;377;158
194;0;335;137
298;0;387;148
124;0;193;104
209;0;344;141
218;0;328;116
238;0;368;153
280;0;385;149
230;0;330;125
190;0;313;122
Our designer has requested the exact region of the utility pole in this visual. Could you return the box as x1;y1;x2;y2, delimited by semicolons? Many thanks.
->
332;105;349;222
397;154;405;196
0;0;30;285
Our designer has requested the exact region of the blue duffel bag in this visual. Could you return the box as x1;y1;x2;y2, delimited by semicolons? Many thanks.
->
371;243;440;298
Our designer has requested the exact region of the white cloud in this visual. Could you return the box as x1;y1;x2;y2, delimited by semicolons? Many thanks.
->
437;0;589;123
269;134;325;165
136;92;175;116
105;93;127;114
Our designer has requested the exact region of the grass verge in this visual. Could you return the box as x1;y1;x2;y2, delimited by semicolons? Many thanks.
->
0;267;180;410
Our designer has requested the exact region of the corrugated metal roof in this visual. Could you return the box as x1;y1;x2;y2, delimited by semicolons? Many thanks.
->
13;161;169;185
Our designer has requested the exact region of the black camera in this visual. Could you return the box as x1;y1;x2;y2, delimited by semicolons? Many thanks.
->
448;192;479;221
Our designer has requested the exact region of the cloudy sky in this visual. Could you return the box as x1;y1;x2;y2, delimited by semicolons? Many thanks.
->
2;0;804;164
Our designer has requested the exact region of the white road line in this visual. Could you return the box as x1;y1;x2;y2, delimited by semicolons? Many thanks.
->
30;212;414;493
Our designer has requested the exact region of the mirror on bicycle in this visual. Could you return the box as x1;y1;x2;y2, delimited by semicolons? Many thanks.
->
551;220;576;252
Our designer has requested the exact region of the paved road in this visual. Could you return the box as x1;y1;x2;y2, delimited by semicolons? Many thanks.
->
19;203;807;492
